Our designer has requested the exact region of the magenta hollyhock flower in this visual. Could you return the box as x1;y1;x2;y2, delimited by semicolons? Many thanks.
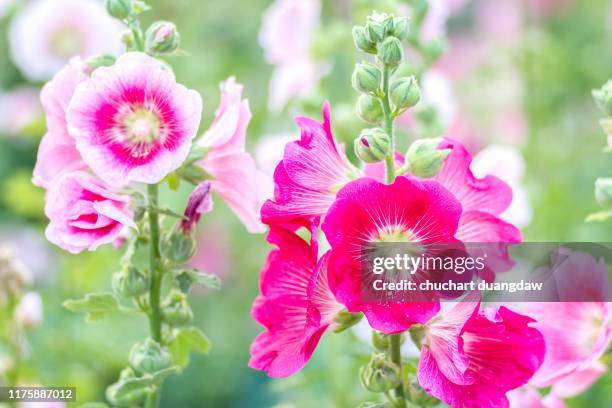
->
261;102;357;226
249;225;343;377
44;171;135;254
66;52;202;187
321;176;462;333
199;77;271;233
418;300;545;408
181;181;213;233
32;58;89;188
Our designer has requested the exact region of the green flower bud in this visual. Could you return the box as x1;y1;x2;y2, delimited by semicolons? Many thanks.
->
377;36;403;67
162;291;193;326
352;26;376;54
121;29;135;50
112;266;149;298
371;331;389;351
423;38;447;61
405;138;450;178
391;16;410;40
593;80;612;117
365;11;390;43
409;323;426;349
595;178;612;208
332;309;363;333
359;353;401;393
163;229;196;264
105;0;132;20
356;95;384;124
390;76;420;111
352;62;382;94
85;54;116;71
145;21;180;55
354;128;390;164
129;338;173;374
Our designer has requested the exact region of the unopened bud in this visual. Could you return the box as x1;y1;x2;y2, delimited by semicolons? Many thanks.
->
163;229;196;264
106;367;148;407
333;309;363;333
355;128;390;164
129;338;173;374
162;291;193;326
359;353;401;393
356;95;383;124
377;36;403;67
405;138;450;178
352;63;381;94
390;76;420;111
113;266;149;298
365;12;387;43
352;26;376;54
391;16;410;40
105;0;132;20
14;292;43;329
371;331;389;351
595;178;612;208
593;80;612;117
145;21;180;55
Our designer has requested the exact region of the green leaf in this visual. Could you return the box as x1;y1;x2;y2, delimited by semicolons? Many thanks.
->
63;293;119;322
168;327;211;368
165;172;181;191
358;402;392;408
175;268;221;293
586;210;612;222
113;366;179;401
79;404;109;408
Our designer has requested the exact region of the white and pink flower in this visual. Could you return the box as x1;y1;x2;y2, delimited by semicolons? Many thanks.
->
66;52;202;187
9;0;123;81
44;171;135;254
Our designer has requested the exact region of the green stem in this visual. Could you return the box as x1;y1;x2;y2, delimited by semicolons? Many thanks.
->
389;334;406;407
381;66;396;184
147;183;162;343
146;184;163;408
128;16;145;52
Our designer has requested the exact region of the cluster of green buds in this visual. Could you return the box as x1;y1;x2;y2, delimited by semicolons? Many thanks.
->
351;11;421;165
588;80;612;222
105;0;180;55
359;352;402;394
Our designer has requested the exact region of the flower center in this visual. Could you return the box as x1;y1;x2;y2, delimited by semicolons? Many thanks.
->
123;108;161;144
377;226;415;242
49;27;85;59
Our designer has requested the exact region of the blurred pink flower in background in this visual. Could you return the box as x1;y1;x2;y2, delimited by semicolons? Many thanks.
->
14;291;43;329
32;58;89;188
189;221;230;280
44;171;135;254
9;0;123;81
0;87;41;137
199;77;272;233
67;52;202;187
255;132;297;177
259;0;323;111
0;229;57;282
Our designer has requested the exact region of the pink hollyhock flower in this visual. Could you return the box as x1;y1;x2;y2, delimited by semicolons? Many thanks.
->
181;181;213;233
249;225;343;377
9;0;123;81
44;171;135;254
261;102;357;226
418;300;545;408
199;77;271;233
32;58;89;188
259;0;323;110
66;52;202;187
508;387;565;408
0;87;41;137
321;176;462;333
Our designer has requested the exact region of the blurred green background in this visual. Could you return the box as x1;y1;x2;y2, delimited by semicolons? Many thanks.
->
0;0;611;407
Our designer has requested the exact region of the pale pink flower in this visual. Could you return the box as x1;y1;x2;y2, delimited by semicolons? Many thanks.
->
44;171;135;254
14;292;43;329
255;132;297;177
67;52;202;187
199;77;271;233
0;87;41;137
32;58;89;188
9;0;123;81
259;0;323;110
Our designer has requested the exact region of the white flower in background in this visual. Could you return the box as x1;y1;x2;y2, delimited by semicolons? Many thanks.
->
9;0;123;81
14;292;43;329
0;87;41;137
472;145;533;227
254;132;297;176
259;0;323;111
421;70;458;126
